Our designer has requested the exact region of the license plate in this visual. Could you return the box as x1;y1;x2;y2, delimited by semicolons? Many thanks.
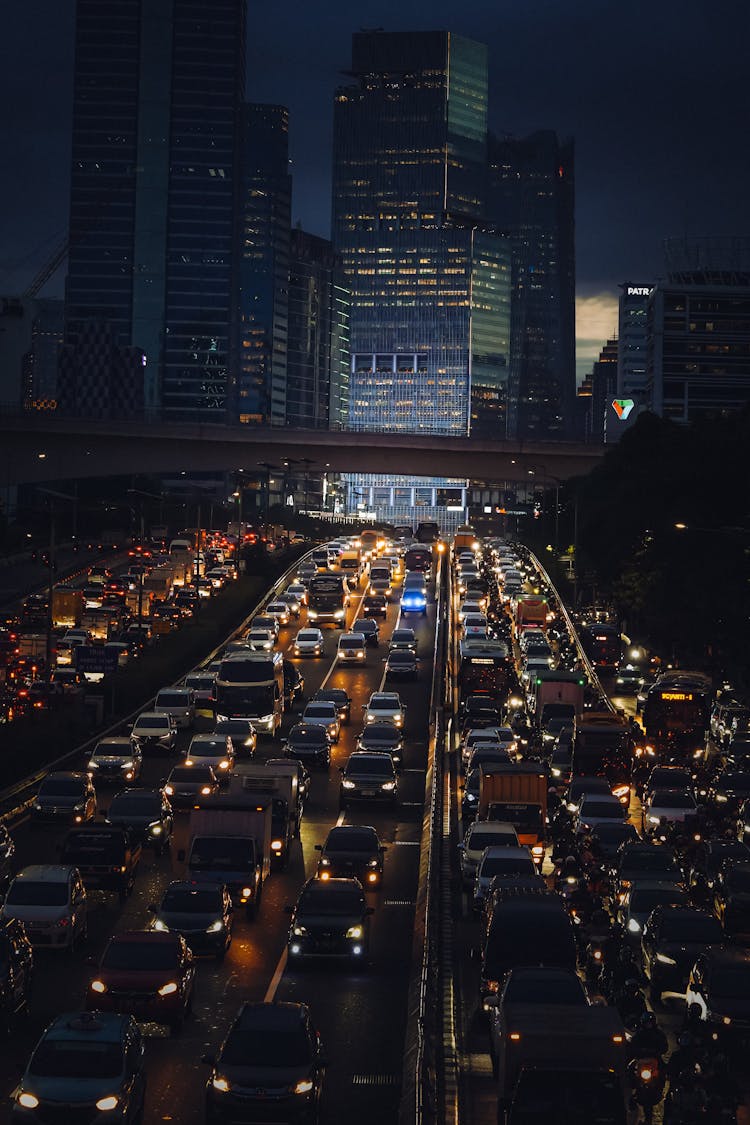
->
361;789;376;798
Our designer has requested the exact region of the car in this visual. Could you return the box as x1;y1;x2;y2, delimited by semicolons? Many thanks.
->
337;632;367;664
204;1001;325;1124
458;601;486;627
105;788;174;853
59;825;142;903
339;752;398;808
277;592;302;618
713;862;750;938
267;757;311;806
315;825;386;887
150;881;233;959
302;700;341;743
549;745;573;785
287;876;373;963
31;772;97;825
641;905;724;1000
0;824;16;893
264;600;293;628
400;583;427;615
685;948;750;1034
153;687;195;729
465;745;513;774
355;721;405;763
245;627;276;652
614;663;645;693
364;691;406;727
1;865;87;950
564;775;612;813
362;594;387;618
50;669;86;698
185;735;235;782
472;845;537;914
458;821;519;889
87;737;142;785
643;788;698;833
710;771;750;813
589;821;640;859
618;880;687;938
460;767;481;821
614;842;683;897
385;648;419;680
164;765;220;808
86;930;195;1034
389;627;417;652
0;917;33;1026
10;1011;147;1123
312;687;352;724
353;618;380;647
459;727;513;768
574;794;626;835
293;628;325;657
213;717;257;757
286;581;309;606
642;766;693;803
284;722;331;768
249;614;279;639
487;966;589;1079
130;711;177;754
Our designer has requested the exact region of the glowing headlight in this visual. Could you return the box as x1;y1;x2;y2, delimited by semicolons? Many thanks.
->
627;918;641;934
342;780;356;789
158;981;179;996
218;760;229;770
206;919;224;933
656;953;677;965
367;858;379;868
153;919;169;932
201;786;212;795
294;1079;314;1095
90;979;107;993
381;781;396;791
271;840;283;851
346;925;364;939
242;887;253;898
96;1096;119;1112
320;858;331;867
212;1075;230;1093
150;823;163;835
293;925;308;936
16;1093;40;1109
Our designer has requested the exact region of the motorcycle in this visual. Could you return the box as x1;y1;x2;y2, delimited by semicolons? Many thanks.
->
629;1055;666;1124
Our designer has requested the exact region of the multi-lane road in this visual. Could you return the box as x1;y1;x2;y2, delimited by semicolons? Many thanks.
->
0;561;441;1123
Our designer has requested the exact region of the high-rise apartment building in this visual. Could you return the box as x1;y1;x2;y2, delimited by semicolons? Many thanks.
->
487;131;576;440
237;104;291;425
65;0;246;420
287;229;350;430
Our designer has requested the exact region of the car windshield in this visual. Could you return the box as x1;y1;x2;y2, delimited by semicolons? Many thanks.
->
215;721;252;735
347;757;393;777
291;728;327;744
95;742;128;756
299;886;363;914
340;639;363;650
30;1040;123;1079
221;1027;311;1068
189;741;225;756
660;916;723;942
593;823;635;842
297;632;319;642
652;791;695;807
304;706;334;719
156;693;188;707
135;717;168;730
326;829;377;852
631;888;684;912
186;677;213;690
582;802;623;818
480;855;531;876
7;881;68;906
361;728;399;744
468;831;514;851
162;887;222;913
39;779;82;797
109;796;159;817
504;974;585;1005
170;768;212;782
102;941;178;970
370;698;398;710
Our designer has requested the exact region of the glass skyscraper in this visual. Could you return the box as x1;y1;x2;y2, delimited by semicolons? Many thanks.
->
65;0;246;420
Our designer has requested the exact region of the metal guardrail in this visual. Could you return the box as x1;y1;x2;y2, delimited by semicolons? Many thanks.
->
0;551;311;825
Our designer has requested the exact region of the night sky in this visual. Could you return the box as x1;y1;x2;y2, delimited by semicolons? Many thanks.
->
2;0;748;378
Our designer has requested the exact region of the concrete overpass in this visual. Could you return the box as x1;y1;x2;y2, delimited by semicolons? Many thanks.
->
2;412;606;486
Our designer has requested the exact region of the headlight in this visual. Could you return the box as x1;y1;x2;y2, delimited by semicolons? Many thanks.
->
153;919;169;932
271;840;283;852
346;924;364;939
121;761;134;770
96;1096;119;1112
320;858;331;867
90;979;107;993
293;925;308;936
381;781;396;791
716;794;728;803
656;953;677;965
218;760;229;770
627;918;641;934
200;786;212;795
294;1079;314;1095
89;759;99;769
342;780;356;789
149;823;163;835
206;919;224;933
164;785;173;795
212;1075;231;1093
260;714;274;724
367;858;379;868
16;1092;40;1109
158;981;179;996
648;816;660;824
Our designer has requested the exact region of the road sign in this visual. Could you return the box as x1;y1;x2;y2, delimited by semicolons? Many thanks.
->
75;645;119;676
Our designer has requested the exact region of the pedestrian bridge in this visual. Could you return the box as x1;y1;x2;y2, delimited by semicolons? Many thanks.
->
3;412;606;486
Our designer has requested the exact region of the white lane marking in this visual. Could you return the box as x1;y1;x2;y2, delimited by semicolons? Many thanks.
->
264;948;288;1002
336;810;346;826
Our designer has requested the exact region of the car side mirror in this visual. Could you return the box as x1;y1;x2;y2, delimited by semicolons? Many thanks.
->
177;849;186;862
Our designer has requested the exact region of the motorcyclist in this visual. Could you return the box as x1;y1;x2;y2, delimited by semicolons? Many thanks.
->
629;1011;668;1059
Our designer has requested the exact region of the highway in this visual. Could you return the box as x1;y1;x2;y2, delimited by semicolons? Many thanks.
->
0;561;439;1124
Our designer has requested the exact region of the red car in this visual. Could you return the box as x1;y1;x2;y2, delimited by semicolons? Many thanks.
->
86;930;195;1033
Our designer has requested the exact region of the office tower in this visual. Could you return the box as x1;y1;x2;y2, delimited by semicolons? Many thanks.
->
237;104;292;425
287;229;350;430
65;0;246;420
487;131;576;440
588;337;619;442
646;237;750;424
617;283;653;408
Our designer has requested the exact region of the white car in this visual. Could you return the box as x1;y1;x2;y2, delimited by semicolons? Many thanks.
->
301;700;341;743
457;601;484;626
286;582;309;607
574;793;626;835
460;726;516;767
249;614;279;639
246;628;276;652
364;691;406;727
265;601;292;627
153;687;195;729
337;633;367;664
458;822;519;888
185;734;235;780
644;788;698;833
293;628;324;657
1;865;87;949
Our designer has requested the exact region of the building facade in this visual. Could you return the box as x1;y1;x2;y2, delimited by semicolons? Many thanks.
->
65;0;246;420
487;130;577;440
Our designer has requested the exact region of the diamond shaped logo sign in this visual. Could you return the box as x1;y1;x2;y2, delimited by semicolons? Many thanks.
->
612;398;635;421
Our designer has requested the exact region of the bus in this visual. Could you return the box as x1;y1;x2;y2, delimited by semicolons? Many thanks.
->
306;573;350;626
415;521;441;544
581;624;622;673
642;671;713;762
572;712;633;804
215;652;284;737
458;639;513;705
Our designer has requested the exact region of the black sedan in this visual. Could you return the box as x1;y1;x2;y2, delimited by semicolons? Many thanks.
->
284;722;331;768
106;787;174;853
287;877;373;962
315;825;386;888
641;905;724;1000
385;649;419;680
339;752;398;808
362;594;387;618
355;721;404;763
150;880;233;959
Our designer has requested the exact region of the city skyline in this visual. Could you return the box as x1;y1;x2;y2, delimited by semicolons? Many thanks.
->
2;2;747;382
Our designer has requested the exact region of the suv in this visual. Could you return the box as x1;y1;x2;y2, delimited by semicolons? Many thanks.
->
105;788;174;854
0;917;33;1026
87;737;142;786
130;711;177;754
11;1011;147;1123
2;865;87;950
31;772;96;825
59;825;142;903
153;687;195;729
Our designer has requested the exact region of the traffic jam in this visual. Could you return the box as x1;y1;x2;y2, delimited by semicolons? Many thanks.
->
0;521;747;1124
